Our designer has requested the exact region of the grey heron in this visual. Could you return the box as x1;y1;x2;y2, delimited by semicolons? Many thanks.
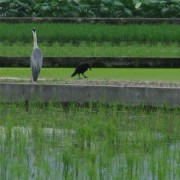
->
71;63;91;78
30;28;43;82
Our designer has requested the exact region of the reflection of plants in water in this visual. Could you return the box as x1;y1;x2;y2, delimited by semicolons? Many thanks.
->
0;103;179;179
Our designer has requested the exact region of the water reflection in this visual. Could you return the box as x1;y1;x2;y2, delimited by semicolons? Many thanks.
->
0;126;179;179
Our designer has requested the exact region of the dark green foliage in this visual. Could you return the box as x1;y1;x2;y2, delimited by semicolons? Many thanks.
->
0;0;33;17
136;0;180;18
0;0;179;18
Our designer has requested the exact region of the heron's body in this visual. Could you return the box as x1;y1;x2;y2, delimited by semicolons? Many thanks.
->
71;63;91;78
30;28;43;82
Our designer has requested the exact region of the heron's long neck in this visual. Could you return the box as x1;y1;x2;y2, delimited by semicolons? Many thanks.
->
33;32;38;49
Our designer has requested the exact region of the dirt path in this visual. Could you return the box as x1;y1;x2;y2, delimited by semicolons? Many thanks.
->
0;77;180;88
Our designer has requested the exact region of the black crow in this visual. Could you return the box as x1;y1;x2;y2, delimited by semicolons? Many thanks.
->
71;63;91;78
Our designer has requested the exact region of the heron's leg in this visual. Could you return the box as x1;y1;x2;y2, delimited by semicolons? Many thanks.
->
78;74;81;79
30;77;37;84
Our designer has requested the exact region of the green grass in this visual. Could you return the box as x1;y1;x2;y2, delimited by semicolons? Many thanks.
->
0;42;180;57
0;68;180;82
0;103;179;179
0;23;180;43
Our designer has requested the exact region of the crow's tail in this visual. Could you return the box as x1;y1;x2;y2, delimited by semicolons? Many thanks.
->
71;71;77;77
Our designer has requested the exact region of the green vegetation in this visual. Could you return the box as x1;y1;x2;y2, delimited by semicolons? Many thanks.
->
0;43;180;57
0;42;180;57
0;23;179;59
0;0;180;18
0;68;180;82
0;103;179;179
0;23;180;43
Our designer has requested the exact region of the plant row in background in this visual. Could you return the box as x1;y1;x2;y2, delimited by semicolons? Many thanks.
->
0;43;180;57
1;23;180;43
0;0;180;18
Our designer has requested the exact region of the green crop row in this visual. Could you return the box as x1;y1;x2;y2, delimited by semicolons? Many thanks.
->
0;42;180;57
0;23;180;43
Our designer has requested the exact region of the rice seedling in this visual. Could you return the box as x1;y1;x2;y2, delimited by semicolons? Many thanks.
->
0;23;180;43
0;42;180;57
0;102;179;179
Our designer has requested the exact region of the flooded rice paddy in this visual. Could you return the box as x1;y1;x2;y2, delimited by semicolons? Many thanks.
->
0;103;179;179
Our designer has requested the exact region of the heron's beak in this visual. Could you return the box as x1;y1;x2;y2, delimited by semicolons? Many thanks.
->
32;28;36;32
